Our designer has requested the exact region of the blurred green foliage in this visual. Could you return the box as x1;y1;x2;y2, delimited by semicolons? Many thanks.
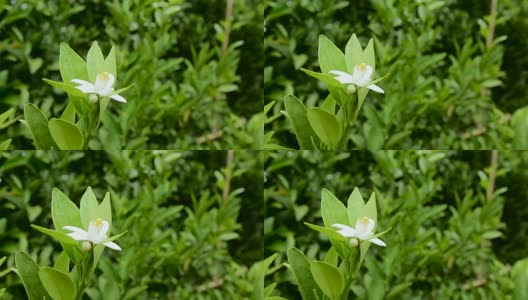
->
0;0;263;149
265;0;528;149
265;150;528;299
0;150;263;299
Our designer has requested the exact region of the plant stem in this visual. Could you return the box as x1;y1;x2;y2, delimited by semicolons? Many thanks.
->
486;150;499;201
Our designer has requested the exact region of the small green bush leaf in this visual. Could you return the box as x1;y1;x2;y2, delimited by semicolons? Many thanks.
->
80;186;100;229
345;34;363;73
287;248;323;300
39;267;76;300
87;41;106;83
310;261;344;299
15;252;51;300
283;95;319;149
43;78;87;98
318;35;346;74
24;103;58;150
52;188;82;232
307;108;342;148
59;42;88;83
49;118;84;150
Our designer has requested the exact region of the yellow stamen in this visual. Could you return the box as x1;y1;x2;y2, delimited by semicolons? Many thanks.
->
98;72;110;80
95;218;104;228
359;216;369;224
357;63;368;72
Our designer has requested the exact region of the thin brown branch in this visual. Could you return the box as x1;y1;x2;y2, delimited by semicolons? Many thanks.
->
486;150;499;201
222;150;235;202
221;0;234;54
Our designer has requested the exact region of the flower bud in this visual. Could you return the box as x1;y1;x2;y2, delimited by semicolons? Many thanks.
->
347;84;357;94
89;94;99;103
349;238;359;247
82;241;92;251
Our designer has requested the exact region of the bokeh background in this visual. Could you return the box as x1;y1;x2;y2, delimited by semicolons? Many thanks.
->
0;150;263;299
265;0;528;149
0;0;263;149
265;150;528;299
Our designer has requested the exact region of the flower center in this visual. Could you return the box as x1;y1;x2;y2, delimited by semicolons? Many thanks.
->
94;218;104;229
98;72;110;80
357;63;368;72
359;216;370;225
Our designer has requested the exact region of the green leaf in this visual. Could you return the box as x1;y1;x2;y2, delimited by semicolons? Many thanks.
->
300;68;343;88
364;192;378;225
361;38;376;74
97;192;113;229
323;246;338;267
365;123;385;150
310;261;344;299
86;41;106;83
513;258;528;300
30;225;78;246
52;188;82;232
283;95;319;149
304;223;348;242
482;79;502;88
482;230;502;239
43;78;87;98
321;94;336;114
318;35;346;74
49;118;84;150
287;248;323;300
103;46;117;79
15;252;51;300
0;139;11;150
39;267;76;300
61;102;76;123
347;187;365;225
24;103;58;150
59;42;88;83
264;101;275;115
80;187;100;229
53;252;70;274
345;34;363;73
512;106;528;149
0;108;14;127
307;108;342;148
321;189;349;227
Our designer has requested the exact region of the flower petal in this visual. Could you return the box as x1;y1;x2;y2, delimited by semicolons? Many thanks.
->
104;74;115;91
71;79;92;85
332;224;357;237
329;70;355;84
66;231;89;241
99;220;110;237
352;64;373;86
110;94;127;103
369;238;386;247
103;241;122;251
366;218;375;234
366;84;384;94
72;83;96;94
63;225;86;233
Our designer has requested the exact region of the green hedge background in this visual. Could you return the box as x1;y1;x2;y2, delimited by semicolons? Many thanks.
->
0;150;263;299
265;150;528;299
0;0;263;149
265;0;528;149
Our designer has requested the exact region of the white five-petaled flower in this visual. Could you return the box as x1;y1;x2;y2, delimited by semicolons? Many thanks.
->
329;63;384;94
71;72;127;103
63;218;121;251
332;216;386;247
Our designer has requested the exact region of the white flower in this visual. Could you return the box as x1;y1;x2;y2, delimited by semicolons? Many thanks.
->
71;72;127;103
63;218;121;251
329;63;384;94
332;217;386;247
